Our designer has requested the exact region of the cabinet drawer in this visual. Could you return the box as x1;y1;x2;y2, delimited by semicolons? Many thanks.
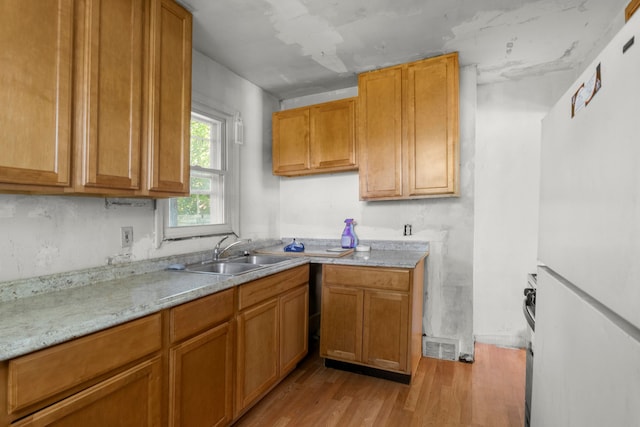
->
170;288;235;343
12;357;161;427
8;314;161;413
238;265;309;311
323;265;410;292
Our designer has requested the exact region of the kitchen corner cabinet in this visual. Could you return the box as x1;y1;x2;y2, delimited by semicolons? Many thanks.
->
1;314;162;426
320;262;425;381
272;98;357;176
0;0;192;197
168;288;235;427
235;265;309;417
358;53;459;200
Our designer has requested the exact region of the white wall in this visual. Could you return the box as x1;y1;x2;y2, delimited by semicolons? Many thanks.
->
0;51;280;283
279;66;477;356
190;52;281;239
473;71;574;347
472;8;628;348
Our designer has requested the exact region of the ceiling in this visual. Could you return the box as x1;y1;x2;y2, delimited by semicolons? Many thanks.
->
178;0;629;100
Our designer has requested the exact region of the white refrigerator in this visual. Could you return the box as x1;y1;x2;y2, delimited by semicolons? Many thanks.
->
532;12;640;427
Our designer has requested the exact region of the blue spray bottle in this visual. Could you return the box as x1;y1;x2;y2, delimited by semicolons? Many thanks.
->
340;218;358;249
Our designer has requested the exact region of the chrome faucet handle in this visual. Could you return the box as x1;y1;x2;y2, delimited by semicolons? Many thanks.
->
213;235;231;260
214;238;252;260
214;235;230;249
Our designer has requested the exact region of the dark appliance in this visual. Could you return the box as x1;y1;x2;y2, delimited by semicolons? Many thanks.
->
523;273;536;427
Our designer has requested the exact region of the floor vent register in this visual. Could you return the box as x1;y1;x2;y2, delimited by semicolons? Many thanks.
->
423;336;459;361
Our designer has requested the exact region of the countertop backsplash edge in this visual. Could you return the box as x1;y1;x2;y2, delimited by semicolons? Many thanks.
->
0;238;282;303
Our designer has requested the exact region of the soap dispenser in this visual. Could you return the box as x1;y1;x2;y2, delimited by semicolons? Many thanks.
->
341;218;358;249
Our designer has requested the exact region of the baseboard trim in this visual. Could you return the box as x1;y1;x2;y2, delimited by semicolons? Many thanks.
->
474;334;526;349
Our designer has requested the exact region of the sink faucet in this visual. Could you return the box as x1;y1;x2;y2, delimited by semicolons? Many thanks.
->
213;236;252;260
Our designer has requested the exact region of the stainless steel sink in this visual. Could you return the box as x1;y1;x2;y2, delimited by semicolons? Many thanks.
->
186;262;263;275
226;255;293;265
184;254;293;276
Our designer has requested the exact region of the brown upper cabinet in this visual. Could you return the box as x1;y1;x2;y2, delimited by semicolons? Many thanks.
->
143;0;192;197
72;0;146;195
358;53;460;200
0;0;191;197
0;0;74;191
627;0;640;21
272;97;357;176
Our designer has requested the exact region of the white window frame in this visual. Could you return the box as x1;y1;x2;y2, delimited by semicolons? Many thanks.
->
155;95;240;245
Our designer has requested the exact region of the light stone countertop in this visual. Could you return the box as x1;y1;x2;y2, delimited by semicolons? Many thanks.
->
258;243;428;268
0;239;428;361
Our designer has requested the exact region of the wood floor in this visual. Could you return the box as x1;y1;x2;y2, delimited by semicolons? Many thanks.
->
234;343;525;427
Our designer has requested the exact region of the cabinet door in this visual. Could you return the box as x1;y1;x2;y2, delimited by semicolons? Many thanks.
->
0;0;72;189
236;299;279;415
272;108;310;175
279;286;309;376
13;357;161;427
310;98;357;172
362;290;409;372
74;0;145;192
357;66;403;200
320;286;363;362
145;0;192;195
169;321;233;427
406;53;459;197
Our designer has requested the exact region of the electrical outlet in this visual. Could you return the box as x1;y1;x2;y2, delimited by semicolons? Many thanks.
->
404;224;412;236
121;226;133;248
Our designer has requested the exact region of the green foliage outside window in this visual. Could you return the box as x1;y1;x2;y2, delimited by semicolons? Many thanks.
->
172;117;221;226
190;119;212;168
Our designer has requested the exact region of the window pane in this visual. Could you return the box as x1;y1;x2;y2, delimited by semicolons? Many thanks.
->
169;195;210;226
169;173;224;227
190;114;222;170
168;113;226;229
190;119;212;168
163;105;237;240
190;175;211;193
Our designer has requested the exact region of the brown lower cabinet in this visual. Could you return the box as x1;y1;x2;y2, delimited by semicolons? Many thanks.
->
279;286;309;375
235;266;309;418
169;323;233;427
0;265;309;427
236;298;279;413
168;288;235;427
320;262;425;382
12;358;162;427
2;314;163;426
